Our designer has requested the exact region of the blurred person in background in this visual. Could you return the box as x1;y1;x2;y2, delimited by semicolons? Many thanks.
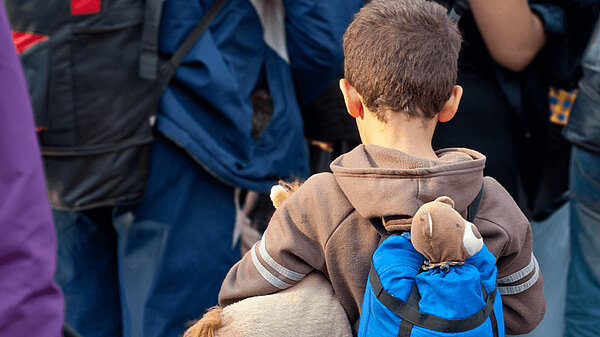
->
433;2;598;337
116;3;360;337
0;3;64;337
434;0;595;216
5;0;360;337
562;10;600;337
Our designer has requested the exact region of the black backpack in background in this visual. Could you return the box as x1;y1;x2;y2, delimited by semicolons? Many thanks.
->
5;0;226;210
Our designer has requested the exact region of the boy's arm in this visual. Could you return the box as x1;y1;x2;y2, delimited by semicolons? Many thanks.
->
218;221;323;306
478;178;545;335
219;173;345;306
496;221;544;335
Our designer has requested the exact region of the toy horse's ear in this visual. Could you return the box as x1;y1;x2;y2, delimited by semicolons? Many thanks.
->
270;185;289;209
270;180;303;209
434;196;455;209
420;211;433;238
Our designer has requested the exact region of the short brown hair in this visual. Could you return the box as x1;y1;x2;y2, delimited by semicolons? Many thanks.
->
343;0;462;120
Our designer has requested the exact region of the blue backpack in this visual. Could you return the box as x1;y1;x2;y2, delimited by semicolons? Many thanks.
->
358;189;504;337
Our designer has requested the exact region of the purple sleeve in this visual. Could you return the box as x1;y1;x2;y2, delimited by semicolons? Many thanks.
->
0;5;64;337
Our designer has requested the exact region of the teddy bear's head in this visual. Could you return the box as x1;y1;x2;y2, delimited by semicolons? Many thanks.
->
410;196;483;264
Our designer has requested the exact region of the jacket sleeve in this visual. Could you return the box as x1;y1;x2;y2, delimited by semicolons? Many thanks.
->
219;174;341;306
496;220;545;335
477;178;545;335
0;5;65;336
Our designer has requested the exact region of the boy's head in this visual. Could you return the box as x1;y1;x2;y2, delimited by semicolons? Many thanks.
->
342;0;462;122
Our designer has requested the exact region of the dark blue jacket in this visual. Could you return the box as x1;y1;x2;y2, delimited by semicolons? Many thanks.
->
157;0;361;192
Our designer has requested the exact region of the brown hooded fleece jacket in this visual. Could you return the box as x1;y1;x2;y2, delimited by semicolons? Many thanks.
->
219;145;545;335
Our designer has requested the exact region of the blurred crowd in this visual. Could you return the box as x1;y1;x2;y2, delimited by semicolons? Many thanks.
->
0;0;599;337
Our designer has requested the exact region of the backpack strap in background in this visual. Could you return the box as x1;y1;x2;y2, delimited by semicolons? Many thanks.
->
160;0;228;87
140;0;165;80
467;184;484;223
156;0;229;91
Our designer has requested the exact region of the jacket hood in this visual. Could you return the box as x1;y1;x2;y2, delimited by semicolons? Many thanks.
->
330;145;485;230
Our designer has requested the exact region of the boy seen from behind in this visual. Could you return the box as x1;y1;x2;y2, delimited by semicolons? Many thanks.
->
219;0;545;334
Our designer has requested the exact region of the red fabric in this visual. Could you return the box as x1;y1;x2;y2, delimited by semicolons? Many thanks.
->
11;31;49;55
71;0;101;15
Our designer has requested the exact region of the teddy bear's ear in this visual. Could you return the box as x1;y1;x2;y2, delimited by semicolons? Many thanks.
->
434;196;455;209
419;211;434;238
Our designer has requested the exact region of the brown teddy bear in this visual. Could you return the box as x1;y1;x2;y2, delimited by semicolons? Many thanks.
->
410;196;483;268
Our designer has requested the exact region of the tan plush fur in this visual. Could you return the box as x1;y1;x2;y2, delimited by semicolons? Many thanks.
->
184;272;352;337
410;196;483;264
185;181;352;337
185;307;223;337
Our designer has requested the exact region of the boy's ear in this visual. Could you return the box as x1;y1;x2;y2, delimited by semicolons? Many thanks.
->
438;85;463;123
339;78;364;119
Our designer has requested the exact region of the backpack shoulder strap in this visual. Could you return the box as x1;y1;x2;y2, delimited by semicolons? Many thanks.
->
156;0;229;90
368;217;390;239
396;283;421;337
139;0;165;80
467;184;484;223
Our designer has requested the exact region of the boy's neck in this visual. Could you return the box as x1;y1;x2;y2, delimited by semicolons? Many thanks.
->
358;109;439;160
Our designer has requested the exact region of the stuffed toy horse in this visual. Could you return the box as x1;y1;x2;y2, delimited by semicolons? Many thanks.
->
184;181;352;337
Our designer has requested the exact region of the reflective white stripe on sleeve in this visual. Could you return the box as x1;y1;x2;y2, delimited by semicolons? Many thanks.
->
250;242;292;290
498;254;537;284
259;232;306;282
498;257;540;295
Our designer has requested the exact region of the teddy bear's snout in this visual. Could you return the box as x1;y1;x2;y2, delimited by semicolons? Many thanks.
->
462;222;483;257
